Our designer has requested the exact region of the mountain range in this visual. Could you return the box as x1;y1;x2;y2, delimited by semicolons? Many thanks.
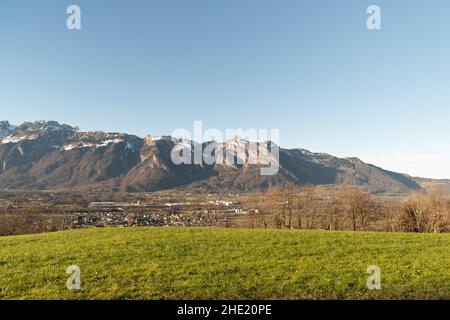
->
0;120;431;194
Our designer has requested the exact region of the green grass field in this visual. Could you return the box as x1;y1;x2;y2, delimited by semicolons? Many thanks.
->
0;227;449;300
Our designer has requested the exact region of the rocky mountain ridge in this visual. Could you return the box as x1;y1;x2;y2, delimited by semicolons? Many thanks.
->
0;120;424;194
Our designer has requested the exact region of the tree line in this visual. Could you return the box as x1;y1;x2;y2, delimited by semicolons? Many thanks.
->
244;185;450;233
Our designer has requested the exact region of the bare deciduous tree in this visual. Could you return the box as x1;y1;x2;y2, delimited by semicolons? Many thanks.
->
337;187;375;231
397;190;449;233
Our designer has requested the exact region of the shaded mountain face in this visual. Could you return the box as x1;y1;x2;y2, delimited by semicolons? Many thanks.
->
0;120;422;194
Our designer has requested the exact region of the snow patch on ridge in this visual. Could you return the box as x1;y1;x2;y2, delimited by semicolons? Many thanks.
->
1;133;39;144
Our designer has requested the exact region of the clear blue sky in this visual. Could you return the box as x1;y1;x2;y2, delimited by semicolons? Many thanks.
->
1;0;450;178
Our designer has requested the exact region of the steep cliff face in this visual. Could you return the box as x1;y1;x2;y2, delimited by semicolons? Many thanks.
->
0;120;422;194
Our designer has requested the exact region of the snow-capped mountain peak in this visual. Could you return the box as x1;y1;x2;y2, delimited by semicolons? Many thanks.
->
1;121;77;144
0;120;425;194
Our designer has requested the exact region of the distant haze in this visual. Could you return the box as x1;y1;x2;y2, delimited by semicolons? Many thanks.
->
361;154;450;180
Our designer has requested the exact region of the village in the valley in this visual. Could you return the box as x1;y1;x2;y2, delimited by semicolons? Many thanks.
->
71;196;247;229
0;190;253;234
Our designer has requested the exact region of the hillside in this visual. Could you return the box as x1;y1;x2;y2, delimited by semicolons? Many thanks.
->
414;177;450;194
0;120;422;194
0;227;449;299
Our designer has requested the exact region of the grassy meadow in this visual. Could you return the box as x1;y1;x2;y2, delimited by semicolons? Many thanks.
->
0;227;449;300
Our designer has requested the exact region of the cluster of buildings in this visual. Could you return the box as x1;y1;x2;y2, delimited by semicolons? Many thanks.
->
69;209;237;229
